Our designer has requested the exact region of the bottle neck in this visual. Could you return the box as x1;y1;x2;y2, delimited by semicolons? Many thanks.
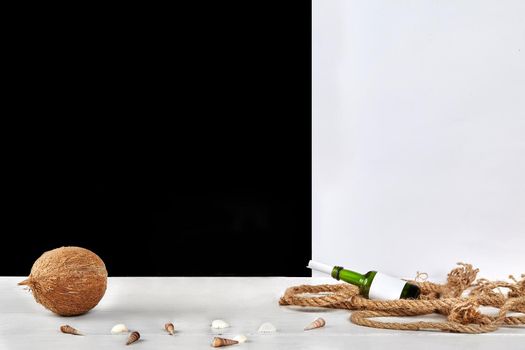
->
332;266;366;287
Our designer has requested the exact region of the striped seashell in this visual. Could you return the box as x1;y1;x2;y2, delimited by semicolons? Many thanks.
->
211;337;239;347
60;324;82;336
165;322;175;335
126;331;140;345
304;317;326;331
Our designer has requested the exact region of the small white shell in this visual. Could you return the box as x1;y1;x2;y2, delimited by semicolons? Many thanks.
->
111;324;129;334
233;334;247;343
258;322;277;333
211;319;230;329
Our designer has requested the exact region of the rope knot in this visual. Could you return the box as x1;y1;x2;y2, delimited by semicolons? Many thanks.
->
470;278;505;299
508;275;525;298
447;299;491;325
443;263;478;297
500;296;525;316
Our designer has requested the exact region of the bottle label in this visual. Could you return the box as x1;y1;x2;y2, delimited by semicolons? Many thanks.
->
368;272;407;300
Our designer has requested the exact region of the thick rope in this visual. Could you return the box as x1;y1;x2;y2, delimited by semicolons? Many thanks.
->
279;263;525;334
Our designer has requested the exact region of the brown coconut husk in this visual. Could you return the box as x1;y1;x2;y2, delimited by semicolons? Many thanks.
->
19;246;107;316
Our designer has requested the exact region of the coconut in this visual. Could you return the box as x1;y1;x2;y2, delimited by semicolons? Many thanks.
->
18;246;107;316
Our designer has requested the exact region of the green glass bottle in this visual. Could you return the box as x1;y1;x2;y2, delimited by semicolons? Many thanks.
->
307;260;420;300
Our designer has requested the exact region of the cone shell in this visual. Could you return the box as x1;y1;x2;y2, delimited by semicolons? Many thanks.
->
212;337;239;347
60;324;82;335
126;331;140;345
304;317;326;331
165;322;175;335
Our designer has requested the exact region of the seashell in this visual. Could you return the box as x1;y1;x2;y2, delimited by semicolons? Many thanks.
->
211;337;239;347
211;319;230;329
165;322;175;335
111;323;129;334
232;334;247;343
257;322;277;333
126;331;140;345
304;317;326;331
60;324;82;336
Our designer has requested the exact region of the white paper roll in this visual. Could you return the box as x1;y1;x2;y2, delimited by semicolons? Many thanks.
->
307;260;334;275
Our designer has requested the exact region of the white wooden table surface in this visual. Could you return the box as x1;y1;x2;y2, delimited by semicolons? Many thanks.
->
1;277;523;350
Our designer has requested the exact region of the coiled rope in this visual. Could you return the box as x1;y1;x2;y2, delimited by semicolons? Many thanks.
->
279;263;525;333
